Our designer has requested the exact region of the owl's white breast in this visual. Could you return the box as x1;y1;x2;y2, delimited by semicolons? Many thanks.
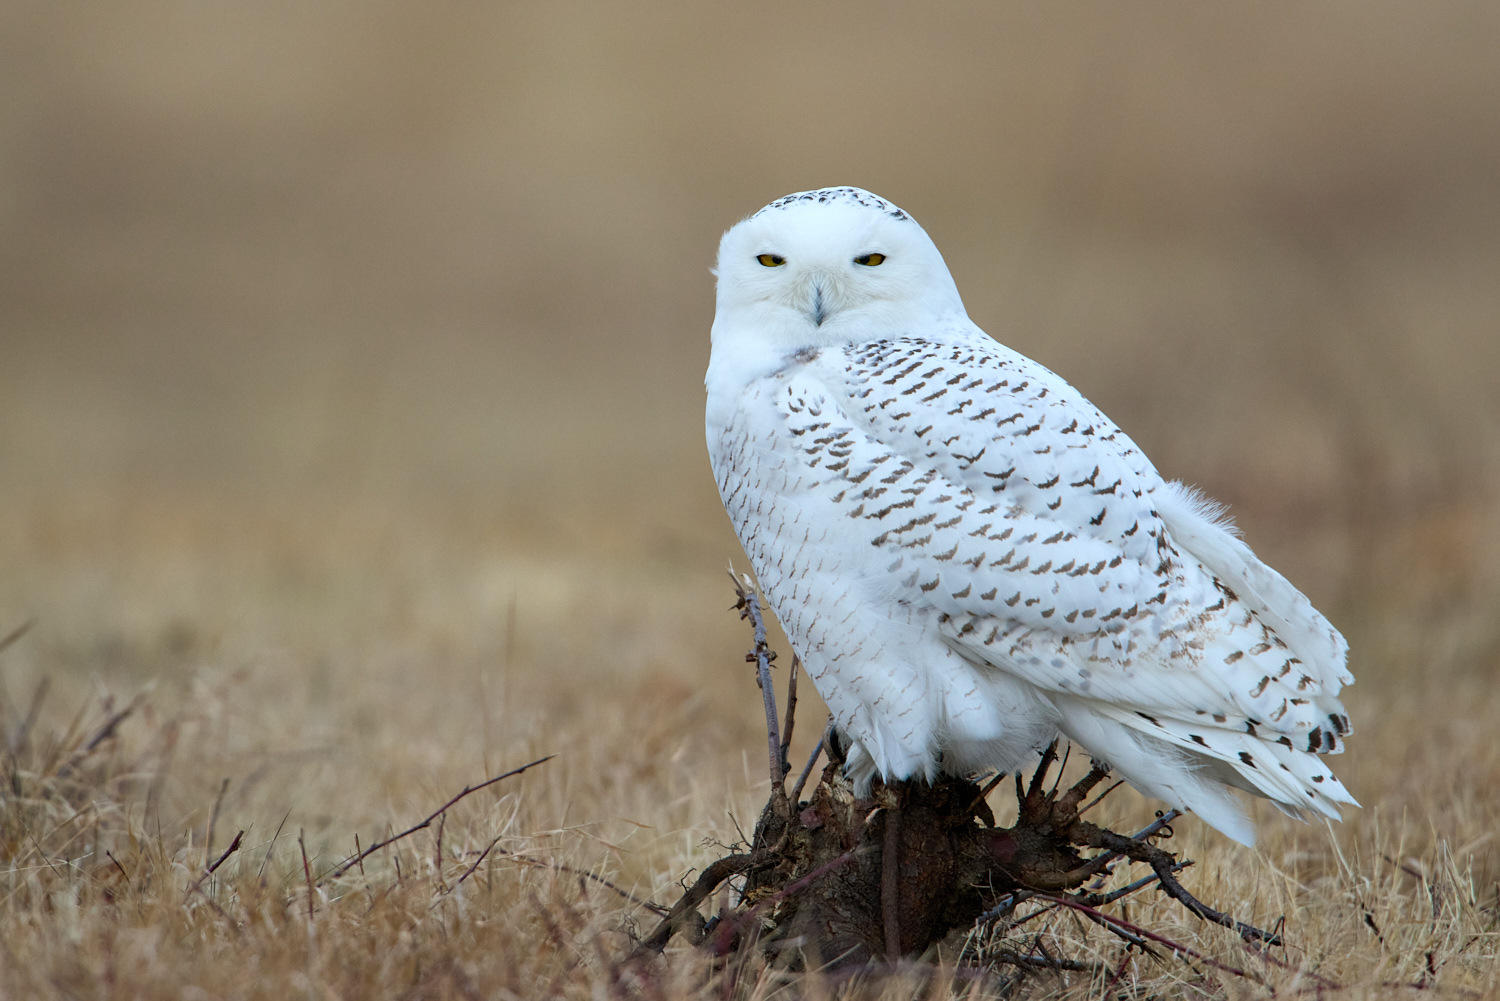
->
707;344;1057;786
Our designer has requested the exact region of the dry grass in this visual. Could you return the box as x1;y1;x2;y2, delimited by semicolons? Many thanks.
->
1;491;1497;999
4;2;1500;997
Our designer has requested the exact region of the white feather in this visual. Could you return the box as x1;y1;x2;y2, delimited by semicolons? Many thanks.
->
706;187;1357;844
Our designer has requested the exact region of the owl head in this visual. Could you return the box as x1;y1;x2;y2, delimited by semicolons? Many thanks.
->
712;188;967;351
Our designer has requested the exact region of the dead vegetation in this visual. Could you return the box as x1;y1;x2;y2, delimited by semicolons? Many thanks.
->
639;579;1270;966
4;541;1496;999
632;575;1493;996
2;7;1500;995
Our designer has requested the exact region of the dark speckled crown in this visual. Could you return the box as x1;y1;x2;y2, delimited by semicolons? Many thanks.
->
752;187;913;223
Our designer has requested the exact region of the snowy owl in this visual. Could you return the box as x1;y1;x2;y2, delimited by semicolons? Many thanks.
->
705;187;1356;845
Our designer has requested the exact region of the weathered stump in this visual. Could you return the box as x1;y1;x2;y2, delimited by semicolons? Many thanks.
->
638;575;1280;980
720;741;1112;969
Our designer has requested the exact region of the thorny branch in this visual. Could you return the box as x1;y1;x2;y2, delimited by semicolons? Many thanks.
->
322;755;554;882
185;830;244;899
640;853;758;952
1076;823;1282;945
643;574;1308;992
781;655;799;772
790;719;833;807
448;836;502;891
975;810;1184;926
486;846;668;914
299;829;316;921
1043;895;1257;980
730;570;788;797
1001;747;1283;944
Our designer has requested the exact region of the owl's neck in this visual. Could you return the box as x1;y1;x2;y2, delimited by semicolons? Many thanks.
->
704;308;982;407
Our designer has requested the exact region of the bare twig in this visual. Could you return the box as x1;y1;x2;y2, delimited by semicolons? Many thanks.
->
1007;902;1059;936
1022;740;1060;806
1056;898;1159;955
489;846;668;913
990;858;1194;940
685;577;1297;978
1131;810;1180;841
781;654;799;769
1081;861;1189;906
730;570;786;793
452;835;502;889
1235;936;1450;995
641;853;758;952
205;777;230;872
1078;780;1125;816
1380;853;1429;883
298;829;315;921
259;809;291;883
1049;744;1072;798
1054;759;1111;816
975;890;1038;926
967;771;1010;816
321;755;554;882
992;949;1102;974
1042;894;1255;981
1077;822;1281;945
790;719;833;806
1102;946;1135;1000
974;810;1185;927
1059;808;1183;887
362;881;397;918
814;957;1085;988
185;829;244;899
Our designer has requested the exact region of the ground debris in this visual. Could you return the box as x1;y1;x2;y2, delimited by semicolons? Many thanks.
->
640;573;1285;985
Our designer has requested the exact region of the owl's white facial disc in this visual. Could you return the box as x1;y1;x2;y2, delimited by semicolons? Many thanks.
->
711;188;968;356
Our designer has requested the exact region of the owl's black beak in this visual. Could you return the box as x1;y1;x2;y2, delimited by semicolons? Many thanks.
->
811;282;828;326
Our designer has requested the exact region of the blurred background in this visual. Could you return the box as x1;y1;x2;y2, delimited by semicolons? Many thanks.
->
4;7;1500;991
2;1;1499;815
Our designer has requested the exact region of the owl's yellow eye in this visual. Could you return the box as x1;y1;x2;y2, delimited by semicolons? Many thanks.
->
757;254;785;267
855;253;886;266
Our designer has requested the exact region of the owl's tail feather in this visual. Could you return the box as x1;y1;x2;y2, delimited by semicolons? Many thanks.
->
1051;696;1258;845
1052;695;1358;846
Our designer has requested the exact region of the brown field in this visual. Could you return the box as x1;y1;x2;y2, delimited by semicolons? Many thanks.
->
2;3;1499;997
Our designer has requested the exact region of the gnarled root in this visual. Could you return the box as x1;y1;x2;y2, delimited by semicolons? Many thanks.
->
639;580;1280;978
640;742;1194;970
